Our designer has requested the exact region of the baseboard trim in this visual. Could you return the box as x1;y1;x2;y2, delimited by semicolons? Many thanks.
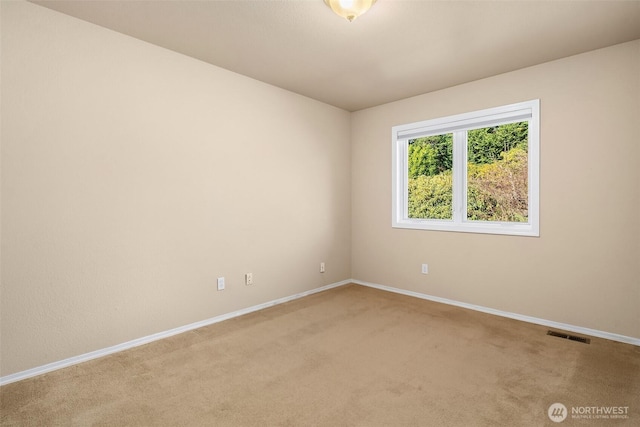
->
0;279;351;386
352;279;640;347
4;278;637;386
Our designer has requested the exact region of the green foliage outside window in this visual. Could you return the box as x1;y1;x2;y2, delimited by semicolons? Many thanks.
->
467;146;528;222
408;122;528;222
408;134;453;179
408;172;453;219
467;122;528;165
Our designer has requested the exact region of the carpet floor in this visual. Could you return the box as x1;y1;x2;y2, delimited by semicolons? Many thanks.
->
1;283;638;426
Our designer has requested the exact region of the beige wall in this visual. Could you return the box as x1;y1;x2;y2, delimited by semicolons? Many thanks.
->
352;40;640;339
2;0;639;379
0;1;351;376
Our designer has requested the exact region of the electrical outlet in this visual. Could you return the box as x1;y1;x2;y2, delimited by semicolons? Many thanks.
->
320;262;325;273
217;277;225;291
421;264;428;274
245;273;253;285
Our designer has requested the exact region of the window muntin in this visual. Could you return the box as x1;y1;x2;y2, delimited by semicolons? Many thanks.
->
392;100;539;236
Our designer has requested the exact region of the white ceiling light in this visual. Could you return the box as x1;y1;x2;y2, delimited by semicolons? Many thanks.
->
323;0;378;22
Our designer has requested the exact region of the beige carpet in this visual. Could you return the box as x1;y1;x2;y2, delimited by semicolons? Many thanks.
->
1;283;639;426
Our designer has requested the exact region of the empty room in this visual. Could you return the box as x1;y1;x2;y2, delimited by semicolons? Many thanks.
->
1;0;639;425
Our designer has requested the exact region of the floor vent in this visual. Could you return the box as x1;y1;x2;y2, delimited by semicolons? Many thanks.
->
547;330;591;344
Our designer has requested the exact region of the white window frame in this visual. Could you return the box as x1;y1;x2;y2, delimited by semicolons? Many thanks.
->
392;100;540;237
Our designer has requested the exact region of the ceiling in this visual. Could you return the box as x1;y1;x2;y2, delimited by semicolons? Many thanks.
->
32;0;640;112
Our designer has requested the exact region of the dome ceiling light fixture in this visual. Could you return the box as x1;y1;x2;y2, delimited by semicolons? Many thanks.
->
323;0;378;22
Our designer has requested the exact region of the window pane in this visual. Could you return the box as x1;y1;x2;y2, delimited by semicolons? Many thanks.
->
467;122;528;222
407;133;453;219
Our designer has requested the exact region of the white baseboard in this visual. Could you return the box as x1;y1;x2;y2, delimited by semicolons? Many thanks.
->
352;279;640;347
3;278;638;386
0;279;351;386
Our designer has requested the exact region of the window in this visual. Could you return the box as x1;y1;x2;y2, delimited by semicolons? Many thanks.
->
392;100;539;236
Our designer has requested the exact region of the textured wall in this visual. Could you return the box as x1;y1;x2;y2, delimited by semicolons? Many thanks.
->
351;40;640;339
1;1;351;376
